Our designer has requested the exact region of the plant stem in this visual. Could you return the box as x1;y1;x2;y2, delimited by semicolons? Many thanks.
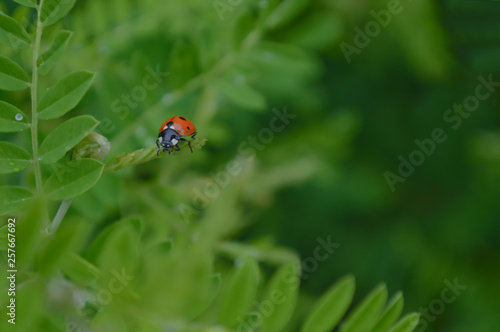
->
31;0;45;195
48;198;73;234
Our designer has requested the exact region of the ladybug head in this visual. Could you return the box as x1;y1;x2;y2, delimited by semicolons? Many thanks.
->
157;128;180;155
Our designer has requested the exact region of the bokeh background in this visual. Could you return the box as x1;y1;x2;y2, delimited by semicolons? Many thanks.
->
1;0;500;331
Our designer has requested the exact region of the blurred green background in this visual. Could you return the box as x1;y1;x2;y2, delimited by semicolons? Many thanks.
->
1;0;500;331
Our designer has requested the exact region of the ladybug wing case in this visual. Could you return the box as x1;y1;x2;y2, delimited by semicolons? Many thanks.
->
171;116;196;136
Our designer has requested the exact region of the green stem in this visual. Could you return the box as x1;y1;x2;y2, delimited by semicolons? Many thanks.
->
31;0;44;195
47;198;73;234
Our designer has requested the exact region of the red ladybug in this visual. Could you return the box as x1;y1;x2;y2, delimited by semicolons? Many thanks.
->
156;116;197;156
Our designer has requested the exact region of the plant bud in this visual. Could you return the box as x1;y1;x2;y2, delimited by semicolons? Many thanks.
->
72;132;110;161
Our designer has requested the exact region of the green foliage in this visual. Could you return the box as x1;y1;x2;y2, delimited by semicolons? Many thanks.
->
38;115;99;163
0;10;30;48
41;0;77;27
37;30;72;75
261;262;301;332
0;100;29;132
4;0;496;331
373;292;405;332
0;141;31;173
339;283;388;332
387;313;421;332
44;158;104;200
218;256;260;327
0;55;29;90
13;0;37;9
37;71;95;119
0;186;34;215
301;275;355;332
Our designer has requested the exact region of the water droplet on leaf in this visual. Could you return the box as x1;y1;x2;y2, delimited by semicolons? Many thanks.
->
15;113;23;121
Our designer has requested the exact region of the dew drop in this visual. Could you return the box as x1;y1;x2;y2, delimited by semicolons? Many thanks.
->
38;156;43;161
12;168;20;172
15;113;23;121
8;161;15;166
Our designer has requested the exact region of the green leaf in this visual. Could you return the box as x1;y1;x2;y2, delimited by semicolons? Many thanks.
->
372;292;405;332
39;115;99;164
219;257;260;327
266;0;312;30
0;100;29;132
0;186;34;215
13;0;37;8
339;284;388;332
38;30;72;75
301;275;355;332
261;262;300;332
61;253;101;286
41;0;76;27
44;158;104;200
214;78;266;111
38;71;95;120
387;313;420;332
0;141;31;173
0;56;30;91
0;10;31;48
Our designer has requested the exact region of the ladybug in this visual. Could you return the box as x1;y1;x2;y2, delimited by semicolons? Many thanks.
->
156;116;197;156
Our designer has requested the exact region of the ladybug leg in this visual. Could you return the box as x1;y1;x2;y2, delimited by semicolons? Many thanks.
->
180;138;193;153
156;140;161;156
191;132;197;139
174;144;181;152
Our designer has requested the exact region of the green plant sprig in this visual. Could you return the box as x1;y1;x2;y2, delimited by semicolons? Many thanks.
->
103;137;207;174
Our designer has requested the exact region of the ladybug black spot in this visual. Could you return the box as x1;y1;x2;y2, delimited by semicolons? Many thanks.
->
179;116;186;121
187;126;190;130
